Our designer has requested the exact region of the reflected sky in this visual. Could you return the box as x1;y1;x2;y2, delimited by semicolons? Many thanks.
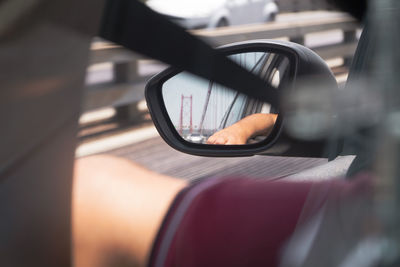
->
162;52;271;131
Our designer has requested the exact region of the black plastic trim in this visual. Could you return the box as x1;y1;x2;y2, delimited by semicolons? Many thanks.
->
146;40;338;157
146;40;298;157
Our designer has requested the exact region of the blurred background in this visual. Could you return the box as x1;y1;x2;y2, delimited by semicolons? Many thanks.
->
76;0;361;181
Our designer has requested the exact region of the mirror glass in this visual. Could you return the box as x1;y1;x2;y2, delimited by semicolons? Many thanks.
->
162;51;290;145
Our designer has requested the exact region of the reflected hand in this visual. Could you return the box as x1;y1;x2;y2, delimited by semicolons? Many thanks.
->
207;125;248;145
206;113;278;145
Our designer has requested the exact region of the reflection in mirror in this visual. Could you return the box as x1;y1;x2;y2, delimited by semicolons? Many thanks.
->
162;51;290;145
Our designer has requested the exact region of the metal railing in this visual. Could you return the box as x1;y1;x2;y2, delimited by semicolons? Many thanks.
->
84;12;359;120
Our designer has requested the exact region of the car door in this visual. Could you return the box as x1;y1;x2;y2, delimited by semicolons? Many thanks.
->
226;0;248;25
246;0;266;24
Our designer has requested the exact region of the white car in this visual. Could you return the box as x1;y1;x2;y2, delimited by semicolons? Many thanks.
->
146;0;279;29
184;133;207;144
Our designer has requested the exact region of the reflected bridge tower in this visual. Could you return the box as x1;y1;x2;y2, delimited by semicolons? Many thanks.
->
179;94;193;135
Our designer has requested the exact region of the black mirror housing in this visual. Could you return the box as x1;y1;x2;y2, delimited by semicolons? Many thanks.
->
146;40;339;158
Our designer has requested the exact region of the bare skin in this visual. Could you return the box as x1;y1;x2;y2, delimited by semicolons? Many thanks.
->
71;114;271;266
207;113;278;145
72;155;187;267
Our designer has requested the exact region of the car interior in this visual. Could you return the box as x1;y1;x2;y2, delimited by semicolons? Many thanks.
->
3;0;399;266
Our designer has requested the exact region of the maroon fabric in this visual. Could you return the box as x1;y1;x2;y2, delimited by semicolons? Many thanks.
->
150;176;372;267
166;178;312;267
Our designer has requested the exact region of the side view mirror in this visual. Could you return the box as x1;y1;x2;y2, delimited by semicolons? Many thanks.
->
146;40;339;157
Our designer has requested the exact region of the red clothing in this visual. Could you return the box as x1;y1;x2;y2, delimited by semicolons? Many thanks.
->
149;176;371;267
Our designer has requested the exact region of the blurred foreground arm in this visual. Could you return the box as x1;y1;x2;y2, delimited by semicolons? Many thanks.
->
72;155;187;267
207;113;278;145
